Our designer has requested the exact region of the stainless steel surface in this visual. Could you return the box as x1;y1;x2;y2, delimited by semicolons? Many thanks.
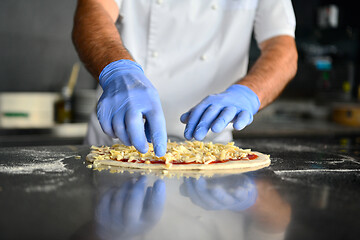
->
0;137;360;239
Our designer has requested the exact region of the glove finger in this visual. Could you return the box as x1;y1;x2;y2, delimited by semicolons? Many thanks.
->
144;120;152;143
122;176;147;226
180;111;190;124
233;110;253;131
142;179;166;222
184;103;209;140
110;182;132;225
233;177;257;201
232;186;258;211
144;109;167;157
179;182;188;196
233;186;248;201
112;112;131;146
209;186;237;208
97;100;116;138
95;188;116;226
183;178;209;210
193;105;222;141
125;110;149;154
211;106;237;133
192;177;222;210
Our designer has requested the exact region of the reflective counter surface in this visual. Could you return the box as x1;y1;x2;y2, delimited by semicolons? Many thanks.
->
1;137;360;240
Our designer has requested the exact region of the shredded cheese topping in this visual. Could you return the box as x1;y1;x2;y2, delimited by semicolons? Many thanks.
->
89;141;253;168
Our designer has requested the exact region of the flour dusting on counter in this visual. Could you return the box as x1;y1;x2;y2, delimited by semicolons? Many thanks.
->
25;181;64;193
259;142;318;152
0;161;70;175
24;177;78;193
0;149;75;175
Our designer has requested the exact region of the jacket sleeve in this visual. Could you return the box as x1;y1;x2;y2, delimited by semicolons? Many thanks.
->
254;0;296;44
113;0;122;8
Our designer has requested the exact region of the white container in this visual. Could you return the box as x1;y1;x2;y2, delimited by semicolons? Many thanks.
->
0;92;60;128
73;89;97;122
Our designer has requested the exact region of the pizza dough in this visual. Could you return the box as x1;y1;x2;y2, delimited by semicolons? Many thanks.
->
86;141;270;171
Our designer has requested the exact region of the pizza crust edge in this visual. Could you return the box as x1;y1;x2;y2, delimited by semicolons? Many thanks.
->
86;151;270;171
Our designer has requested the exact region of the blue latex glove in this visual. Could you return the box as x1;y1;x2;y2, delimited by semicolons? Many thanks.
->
97;60;167;156
180;84;260;140
180;175;257;211
95;176;166;240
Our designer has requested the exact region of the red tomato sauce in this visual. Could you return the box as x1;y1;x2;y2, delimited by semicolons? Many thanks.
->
112;154;258;164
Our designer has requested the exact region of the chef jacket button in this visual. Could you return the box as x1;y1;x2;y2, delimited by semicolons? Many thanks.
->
200;54;208;61
156;0;164;5
211;4;218;10
152;51;159;58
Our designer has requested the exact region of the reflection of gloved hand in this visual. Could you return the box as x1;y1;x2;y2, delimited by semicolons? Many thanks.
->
181;84;260;140
97;60;167;157
180;175;257;211
95;176;166;240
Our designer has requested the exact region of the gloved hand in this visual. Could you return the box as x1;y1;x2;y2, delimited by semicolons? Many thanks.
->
180;175;257;211
181;84;260;140
95;176;166;240
97;59;167;156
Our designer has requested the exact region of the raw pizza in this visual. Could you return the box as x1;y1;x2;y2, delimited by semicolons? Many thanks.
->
86;141;270;171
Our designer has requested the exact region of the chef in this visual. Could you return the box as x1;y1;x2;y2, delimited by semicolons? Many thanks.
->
72;0;298;157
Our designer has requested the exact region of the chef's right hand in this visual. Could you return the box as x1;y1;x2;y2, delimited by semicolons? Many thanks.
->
97;59;167;157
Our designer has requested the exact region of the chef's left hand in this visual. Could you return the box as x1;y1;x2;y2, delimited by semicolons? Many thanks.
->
181;84;260;140
180;174;257;211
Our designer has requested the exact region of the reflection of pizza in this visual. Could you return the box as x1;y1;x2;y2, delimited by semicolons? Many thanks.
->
86;141;270;171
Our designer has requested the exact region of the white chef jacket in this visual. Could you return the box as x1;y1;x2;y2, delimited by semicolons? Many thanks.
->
85;0;296;146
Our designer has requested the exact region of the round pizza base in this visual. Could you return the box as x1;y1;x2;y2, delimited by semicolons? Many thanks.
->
86;151;270;171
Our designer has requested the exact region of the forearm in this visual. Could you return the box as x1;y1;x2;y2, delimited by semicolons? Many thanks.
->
237;35;298;110
72;0;133;78
248;179;291;233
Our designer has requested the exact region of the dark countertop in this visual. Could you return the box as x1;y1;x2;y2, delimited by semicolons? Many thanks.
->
1;136;360;240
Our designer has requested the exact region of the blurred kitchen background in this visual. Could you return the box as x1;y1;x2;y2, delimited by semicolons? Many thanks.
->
0;0;359;147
